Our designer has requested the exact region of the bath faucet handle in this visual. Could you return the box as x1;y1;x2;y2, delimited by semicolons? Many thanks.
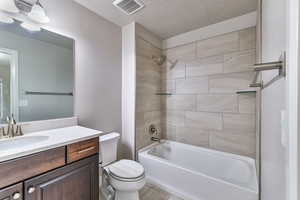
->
149;124;158;135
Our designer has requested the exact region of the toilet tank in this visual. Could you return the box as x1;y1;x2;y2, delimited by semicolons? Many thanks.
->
99;132;120;166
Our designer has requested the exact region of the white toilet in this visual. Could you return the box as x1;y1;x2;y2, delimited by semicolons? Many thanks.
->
99;132;146;200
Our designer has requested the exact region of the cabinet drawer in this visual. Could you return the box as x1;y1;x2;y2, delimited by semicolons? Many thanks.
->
0;147;65;189
0;183;23;200
67;138;99;163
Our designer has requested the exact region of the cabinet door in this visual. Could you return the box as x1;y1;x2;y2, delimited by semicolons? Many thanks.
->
25;155;99;200
0;183;23;200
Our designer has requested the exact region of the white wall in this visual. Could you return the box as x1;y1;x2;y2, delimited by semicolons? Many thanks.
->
122;23;136;159
260;0;287;199
286;0;300;199
42;0;122;134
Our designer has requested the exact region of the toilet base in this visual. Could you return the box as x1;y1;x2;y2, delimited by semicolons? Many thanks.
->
115;191;139;200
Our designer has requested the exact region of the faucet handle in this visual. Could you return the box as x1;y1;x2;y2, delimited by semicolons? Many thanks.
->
16;125;23;136
0;126;4;138
0;126;8;138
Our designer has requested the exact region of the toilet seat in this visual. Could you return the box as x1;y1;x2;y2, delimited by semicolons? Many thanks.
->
106;159;145;182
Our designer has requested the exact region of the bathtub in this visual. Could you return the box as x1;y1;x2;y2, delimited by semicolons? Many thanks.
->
138;140;258;200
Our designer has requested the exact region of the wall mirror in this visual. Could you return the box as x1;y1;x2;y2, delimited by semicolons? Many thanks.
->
0;20;74;123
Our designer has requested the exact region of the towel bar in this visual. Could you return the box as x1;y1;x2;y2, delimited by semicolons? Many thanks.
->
250;52;286;89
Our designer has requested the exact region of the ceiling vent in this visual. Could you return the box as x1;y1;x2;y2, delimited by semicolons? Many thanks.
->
113;0;145;15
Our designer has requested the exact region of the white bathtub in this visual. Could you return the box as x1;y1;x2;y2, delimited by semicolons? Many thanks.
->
138;140;258;200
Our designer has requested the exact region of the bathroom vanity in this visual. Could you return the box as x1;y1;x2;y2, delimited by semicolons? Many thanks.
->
0;126;101;200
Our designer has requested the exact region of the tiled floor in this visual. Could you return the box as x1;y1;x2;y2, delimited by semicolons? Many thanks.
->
140;183;184;200
100;181;184;200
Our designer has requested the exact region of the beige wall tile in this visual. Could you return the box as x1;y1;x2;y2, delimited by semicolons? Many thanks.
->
163;61;186;80
137;27;257;157
223;50;256;73
197;94;238;113
238;93;256;114
176;77;209;94
161;79;176;93
186;55;223;77
239;27;256;51
135;111;145;131
197;32;239;58
185;111;222;130
209;72;254;93
136;37;161;59
136;81;160;95
176;126;209;147
144;111;161;127
136;93;161;112
223;113;255;134
135;112;147;150
210;131;256;157
161;61;185;80
165;43;196;61
137;57;160;83
161;124;176;140
162;95;196;111
135;112;162;150
136;37;152;59
164;110;185;127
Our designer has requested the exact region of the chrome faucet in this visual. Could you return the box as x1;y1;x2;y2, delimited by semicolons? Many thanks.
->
151;136;161;143
149;124;161;143
7;115;16;137
0;114;23;139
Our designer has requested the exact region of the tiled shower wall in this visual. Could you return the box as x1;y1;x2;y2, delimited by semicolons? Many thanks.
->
135;36;162;151
161;27;257;157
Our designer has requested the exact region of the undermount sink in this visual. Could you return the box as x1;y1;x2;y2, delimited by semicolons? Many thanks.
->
0;135;49;152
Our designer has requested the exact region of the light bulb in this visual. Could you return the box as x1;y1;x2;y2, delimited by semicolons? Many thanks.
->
28;3;50;24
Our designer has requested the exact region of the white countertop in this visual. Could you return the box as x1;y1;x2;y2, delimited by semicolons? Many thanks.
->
0;126;102;162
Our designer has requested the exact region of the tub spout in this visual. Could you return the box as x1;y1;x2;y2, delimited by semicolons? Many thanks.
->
151;137;161;143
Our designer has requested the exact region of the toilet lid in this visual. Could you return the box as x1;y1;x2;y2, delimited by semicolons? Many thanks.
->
107;159;145;179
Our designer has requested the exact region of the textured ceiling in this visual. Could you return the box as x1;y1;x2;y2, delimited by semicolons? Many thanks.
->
73;0;257;39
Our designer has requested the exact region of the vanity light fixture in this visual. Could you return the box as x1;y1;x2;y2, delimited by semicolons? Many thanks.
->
27;0;50;24
0;11;14;24
21;21;41;31
0;0;20;13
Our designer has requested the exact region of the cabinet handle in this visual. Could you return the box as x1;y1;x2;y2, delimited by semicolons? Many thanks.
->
77;146;95;154
27;187;36;194
12;192;21;200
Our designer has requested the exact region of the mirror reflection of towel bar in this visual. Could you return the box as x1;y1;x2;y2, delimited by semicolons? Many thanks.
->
25;91;73;96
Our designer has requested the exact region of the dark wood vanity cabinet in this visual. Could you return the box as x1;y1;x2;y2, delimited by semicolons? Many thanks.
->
25;155;99;200
0;137;100;200
0;183;23;200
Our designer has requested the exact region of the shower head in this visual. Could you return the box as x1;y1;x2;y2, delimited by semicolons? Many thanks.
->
152;55;166;66
151;55;178;70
